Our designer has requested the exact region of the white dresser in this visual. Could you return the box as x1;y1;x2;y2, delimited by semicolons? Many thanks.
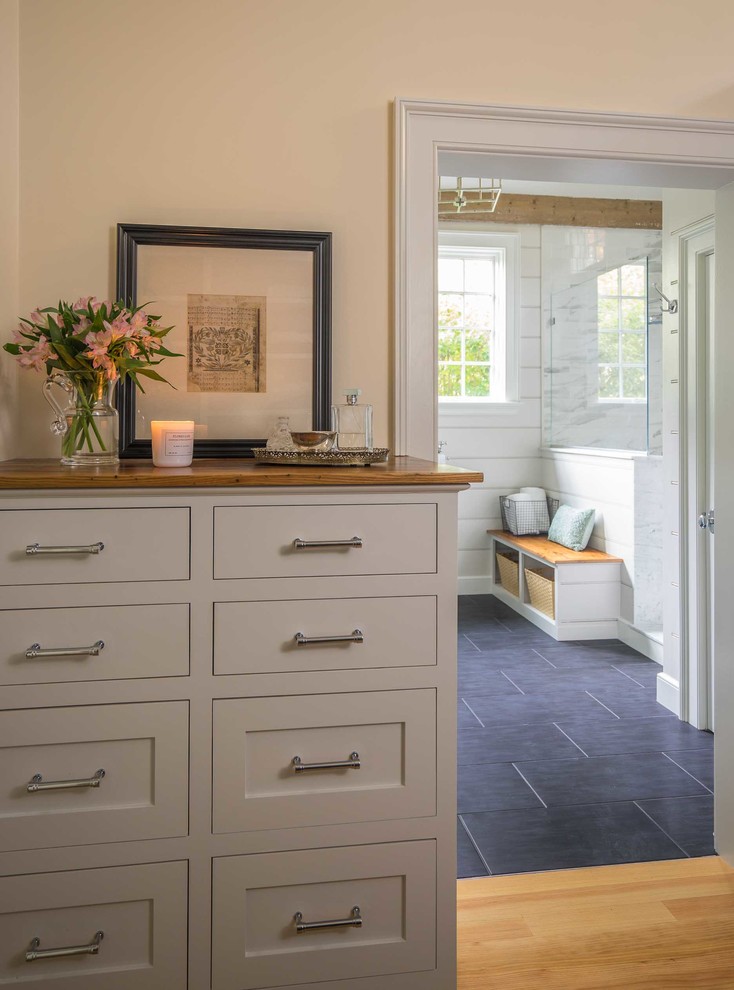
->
0;458;479;990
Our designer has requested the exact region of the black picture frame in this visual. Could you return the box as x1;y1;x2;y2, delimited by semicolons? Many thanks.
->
115;223;332;459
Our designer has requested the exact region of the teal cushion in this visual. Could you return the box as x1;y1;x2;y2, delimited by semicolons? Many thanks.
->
548;504;595;552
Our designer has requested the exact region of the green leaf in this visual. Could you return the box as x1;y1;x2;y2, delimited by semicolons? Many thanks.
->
3;343;21;355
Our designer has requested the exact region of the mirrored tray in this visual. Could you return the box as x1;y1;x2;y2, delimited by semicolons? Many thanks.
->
253;448;390;467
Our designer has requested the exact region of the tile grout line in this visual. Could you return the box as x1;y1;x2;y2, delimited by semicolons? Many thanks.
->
552;722;590;757
458;815;493;876
611;664;648;689
493;616;513;633
662;752;714;794
586;690;621;719
531;647;557;668
511;763;548;808
500;671;526;695
461;697;485;728
633;801;691;858
461;633;482;653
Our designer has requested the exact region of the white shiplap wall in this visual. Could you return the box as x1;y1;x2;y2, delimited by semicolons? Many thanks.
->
438;224;543;593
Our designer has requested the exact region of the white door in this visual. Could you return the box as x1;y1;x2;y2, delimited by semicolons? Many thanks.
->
713;181;734;863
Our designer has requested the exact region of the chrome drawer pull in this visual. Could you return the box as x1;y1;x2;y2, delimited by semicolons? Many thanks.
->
26;930;104;962
293;536;363;550
295;906;362;933
294;629;364;646
292;752;360;773
25;542;105;556
25;640;105;659
27;768;106;792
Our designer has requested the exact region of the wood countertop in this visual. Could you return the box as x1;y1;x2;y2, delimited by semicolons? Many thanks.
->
0;457;484;490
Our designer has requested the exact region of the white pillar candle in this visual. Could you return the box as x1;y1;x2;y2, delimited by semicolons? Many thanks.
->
151;421;195;467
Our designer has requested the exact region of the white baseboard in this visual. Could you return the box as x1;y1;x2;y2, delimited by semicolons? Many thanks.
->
458;575;494;596
656;671;680;716
617;619;664;663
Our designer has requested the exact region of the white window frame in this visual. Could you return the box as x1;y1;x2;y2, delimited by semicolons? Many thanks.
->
437;229;519;409
597;263;648;404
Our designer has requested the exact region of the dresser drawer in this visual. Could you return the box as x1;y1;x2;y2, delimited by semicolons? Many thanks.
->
0;508;190;585
0;603;190;685
0;860;187;989
213;503;437;579
0;701;189;851
212;840;436;990
214;595;436;675
213;690;435;833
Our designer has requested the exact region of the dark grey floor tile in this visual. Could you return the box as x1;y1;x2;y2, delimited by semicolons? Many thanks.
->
556;716;713;758
516;752;710;807
533;642;644;665
609;661;661;688
458;670;524;698
457;818;489;878
458;762;544;813
663;748;715;791
636;795;715;857
462;803;686;875
467;691;615;726
459;722;584;765
583;686;676;719
460;649;554;671
504;666;639;697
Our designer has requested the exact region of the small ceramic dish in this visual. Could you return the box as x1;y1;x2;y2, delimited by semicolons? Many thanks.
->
289;430;337;452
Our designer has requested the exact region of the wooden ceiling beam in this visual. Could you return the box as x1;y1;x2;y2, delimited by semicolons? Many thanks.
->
438;192;662;229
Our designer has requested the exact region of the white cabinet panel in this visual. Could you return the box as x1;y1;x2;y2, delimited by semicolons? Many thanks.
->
212;841;436;989
0;508;190;585
0;861;187;989
0;603;189;685
214;596;436;674
0;702;189;851
214;503;437;579
213;690;436;832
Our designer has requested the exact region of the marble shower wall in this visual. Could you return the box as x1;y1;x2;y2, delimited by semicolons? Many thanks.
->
541;226;663;453
634;454;664;630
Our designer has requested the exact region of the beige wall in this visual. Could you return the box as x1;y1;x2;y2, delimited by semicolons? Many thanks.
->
13;0;734;453
0;0;19;460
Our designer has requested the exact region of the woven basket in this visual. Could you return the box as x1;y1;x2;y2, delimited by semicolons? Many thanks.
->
525;567;555;618
496;552;520;597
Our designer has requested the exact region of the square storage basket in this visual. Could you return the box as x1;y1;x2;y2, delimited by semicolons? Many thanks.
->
499;496;559;536
524;566;555;618
496;552;520;597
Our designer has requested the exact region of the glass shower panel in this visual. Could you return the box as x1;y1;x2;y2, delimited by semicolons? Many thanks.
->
549;258;651;451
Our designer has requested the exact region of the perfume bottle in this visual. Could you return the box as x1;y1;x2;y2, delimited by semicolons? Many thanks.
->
266;416;295;451
332;389;373;450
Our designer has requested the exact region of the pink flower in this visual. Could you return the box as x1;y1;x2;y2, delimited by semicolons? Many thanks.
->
125;339;139;357
73;297;93;311
108;315;132;340
17;335;54;373
30;310;43;324
53;312;65;327
130;310;148;332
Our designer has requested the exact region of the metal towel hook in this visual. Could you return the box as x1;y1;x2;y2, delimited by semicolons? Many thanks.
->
652;283;678;314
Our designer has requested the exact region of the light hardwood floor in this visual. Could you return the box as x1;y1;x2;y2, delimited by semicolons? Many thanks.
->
458;857;734;989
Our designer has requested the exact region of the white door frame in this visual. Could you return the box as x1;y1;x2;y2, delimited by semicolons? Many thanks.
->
679;222;716;730
393;98;734;460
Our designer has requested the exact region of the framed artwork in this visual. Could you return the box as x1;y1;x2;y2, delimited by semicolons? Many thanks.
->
115;223;332;458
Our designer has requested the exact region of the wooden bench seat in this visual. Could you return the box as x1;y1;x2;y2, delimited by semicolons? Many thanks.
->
486;530;622;565
487;530;622;641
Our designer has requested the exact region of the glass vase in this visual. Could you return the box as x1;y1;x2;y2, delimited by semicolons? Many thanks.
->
43;371;119;466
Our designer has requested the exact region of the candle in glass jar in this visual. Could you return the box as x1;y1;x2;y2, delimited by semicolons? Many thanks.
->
151;421;195;467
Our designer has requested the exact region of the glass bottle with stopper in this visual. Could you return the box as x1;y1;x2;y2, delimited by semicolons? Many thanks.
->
332;389;373;451
266;416;295;451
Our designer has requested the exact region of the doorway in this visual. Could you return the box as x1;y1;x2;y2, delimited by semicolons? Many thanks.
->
393;97;734;867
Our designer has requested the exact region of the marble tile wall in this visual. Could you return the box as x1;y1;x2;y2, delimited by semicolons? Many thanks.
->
634;454;664;631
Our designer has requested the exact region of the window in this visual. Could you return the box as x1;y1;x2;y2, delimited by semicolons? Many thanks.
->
597;262;647;401
437;232;518;403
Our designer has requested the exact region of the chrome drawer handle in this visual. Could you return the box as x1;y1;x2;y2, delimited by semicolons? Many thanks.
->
294;629;364;646
295;906;362;933
27;768;106;792
293;537;363;550
25;640;105;659
26;930;104;962
292;752;360;773
25;542;105;556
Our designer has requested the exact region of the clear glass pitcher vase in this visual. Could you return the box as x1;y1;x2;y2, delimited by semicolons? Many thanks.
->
43;371;119;466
